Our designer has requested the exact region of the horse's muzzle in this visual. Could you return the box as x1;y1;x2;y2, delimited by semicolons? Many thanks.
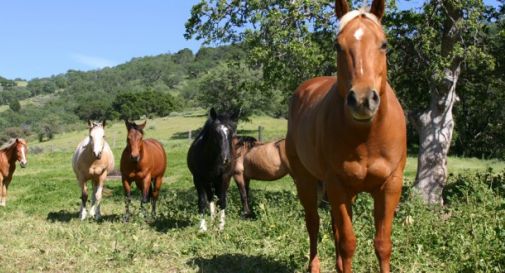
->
346;89;380;122
131;155;140;162
20;162;27;168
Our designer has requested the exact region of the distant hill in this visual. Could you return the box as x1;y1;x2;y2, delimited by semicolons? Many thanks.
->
0;45;246;143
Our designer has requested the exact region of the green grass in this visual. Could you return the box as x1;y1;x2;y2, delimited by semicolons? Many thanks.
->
0;115;503;273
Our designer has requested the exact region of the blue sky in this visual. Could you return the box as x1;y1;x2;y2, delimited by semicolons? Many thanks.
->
0;0;501;80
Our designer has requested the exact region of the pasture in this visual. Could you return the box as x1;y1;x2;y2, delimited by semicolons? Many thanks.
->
0;114;503;273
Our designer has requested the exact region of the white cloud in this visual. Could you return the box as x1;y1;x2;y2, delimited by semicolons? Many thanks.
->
70;53;116;69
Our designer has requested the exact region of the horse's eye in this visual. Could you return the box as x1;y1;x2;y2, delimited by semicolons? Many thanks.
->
335;42;343;53
380;41;388;51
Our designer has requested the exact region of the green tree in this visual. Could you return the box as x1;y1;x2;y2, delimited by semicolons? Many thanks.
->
197;62;271;120
8;99;21;112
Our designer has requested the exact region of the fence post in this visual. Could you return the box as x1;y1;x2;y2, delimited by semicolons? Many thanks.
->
258;126;264;142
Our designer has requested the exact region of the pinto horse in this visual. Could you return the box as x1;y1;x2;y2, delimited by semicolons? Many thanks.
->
0;138;28;206
232;137;290;217
285;1;406;272
72;120;114;220
120;120;167;221
187;108;238;232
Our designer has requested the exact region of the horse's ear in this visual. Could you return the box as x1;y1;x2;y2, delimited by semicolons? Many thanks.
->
124;119;130;129
335;0;350;19
231;108;241;121
102;120;106;127
370;0;385;20
15;138;20;144
210;108;217;120
87;120;92;128
138;120;147;130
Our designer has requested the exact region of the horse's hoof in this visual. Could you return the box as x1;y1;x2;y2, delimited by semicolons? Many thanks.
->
80;211;88;221
94;213;102;221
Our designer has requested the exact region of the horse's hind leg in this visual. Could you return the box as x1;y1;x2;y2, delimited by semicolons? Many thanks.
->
234;173;251;218
0;177;5;206
78;178;89;220
150;176;162;218
90;173;106;220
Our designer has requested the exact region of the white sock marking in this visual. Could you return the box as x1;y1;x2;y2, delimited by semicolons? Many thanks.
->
210;201;216;219
218;210;226;231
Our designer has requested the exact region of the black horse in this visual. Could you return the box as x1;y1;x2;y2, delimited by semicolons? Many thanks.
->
187;108;238;232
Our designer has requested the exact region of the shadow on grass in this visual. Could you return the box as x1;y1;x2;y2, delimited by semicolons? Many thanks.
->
149;214;192;233
47;210;123;223
189;254;295;273
47;210;78;223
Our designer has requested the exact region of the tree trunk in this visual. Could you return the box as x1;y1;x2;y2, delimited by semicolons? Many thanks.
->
411;66;460;205
412;0;463;204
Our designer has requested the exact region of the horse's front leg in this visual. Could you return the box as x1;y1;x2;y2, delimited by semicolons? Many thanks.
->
216;174;232;231
372;175;402;273
140;174;152;218
194;177;209;232
150;176;163;218
78;178;89;220
90;172;106;220
122;177;132;222
327;181;356;273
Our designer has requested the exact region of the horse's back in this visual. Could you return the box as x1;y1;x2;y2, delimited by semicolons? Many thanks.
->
244;141;288;180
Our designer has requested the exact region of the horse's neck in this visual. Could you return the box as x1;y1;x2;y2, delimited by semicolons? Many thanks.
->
1;144;17;165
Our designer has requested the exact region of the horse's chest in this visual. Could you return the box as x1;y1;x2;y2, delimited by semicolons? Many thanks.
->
336;157;392;188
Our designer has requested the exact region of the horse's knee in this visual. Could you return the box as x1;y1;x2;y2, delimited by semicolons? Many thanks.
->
81;192;88;203
374;237;392;261
339;235;357;258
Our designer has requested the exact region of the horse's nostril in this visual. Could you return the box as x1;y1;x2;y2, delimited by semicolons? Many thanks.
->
371;91;379;103
346;90;358;107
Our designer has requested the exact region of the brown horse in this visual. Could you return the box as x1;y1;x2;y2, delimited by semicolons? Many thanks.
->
0;138;28;206
232;136;290;217
120;120;167;221
285;1;406;273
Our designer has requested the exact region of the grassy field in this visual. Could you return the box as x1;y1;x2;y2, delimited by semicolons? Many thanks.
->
0;115;503;272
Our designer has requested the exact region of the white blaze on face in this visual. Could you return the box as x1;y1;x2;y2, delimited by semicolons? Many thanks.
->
90;126;105;157
353;27;364;41
353;28;365;76
218;125;230;139
20;145;27;166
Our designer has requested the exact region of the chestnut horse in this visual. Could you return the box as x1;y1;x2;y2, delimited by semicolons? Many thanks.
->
72;120;114;220
285;1;406;273
0;138;28;206
187;108;238;232
120;120;167;221
232;137;290;217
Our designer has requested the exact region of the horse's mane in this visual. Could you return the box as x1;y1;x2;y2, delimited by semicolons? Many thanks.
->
236;136;259;149
0;139;17;151
338;8;381;35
